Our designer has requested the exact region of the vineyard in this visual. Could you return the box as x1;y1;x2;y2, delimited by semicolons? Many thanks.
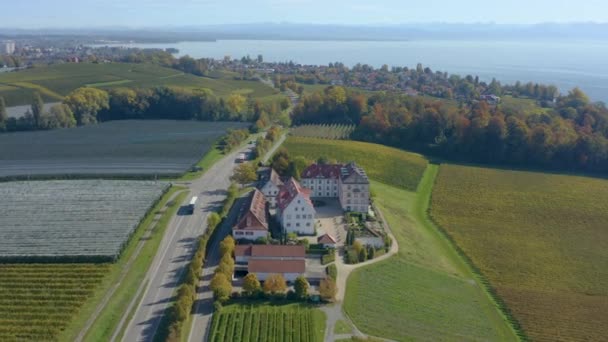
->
431;164;608;341
291;124;355;140
209;304;326;342
0;263;109;341
284;136;428;191
0;180;168;262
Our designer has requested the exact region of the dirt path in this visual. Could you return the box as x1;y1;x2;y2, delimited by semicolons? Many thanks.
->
74;189;187;342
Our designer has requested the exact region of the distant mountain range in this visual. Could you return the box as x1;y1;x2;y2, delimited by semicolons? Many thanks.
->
1;22;607;42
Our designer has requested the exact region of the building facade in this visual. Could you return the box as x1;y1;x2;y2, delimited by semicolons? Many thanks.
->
277;178;316;235
232;189;269;241
258;168;283;208
2;41;15;55
301;162;370;213
235;244;306;282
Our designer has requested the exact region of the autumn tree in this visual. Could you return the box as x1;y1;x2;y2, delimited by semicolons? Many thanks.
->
242;273;261;296
230;162;258;186
219;235;236;257
226;93;247;117
294;276;309;300
207;212;221;231
210;273;232;302
47;103;76;128
263;274;287;295
319;277;338;302
63;87;109;125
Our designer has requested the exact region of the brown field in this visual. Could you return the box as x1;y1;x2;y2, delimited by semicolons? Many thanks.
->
430;164;608;341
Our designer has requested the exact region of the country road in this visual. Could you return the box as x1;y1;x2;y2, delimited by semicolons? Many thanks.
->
121;142;255;342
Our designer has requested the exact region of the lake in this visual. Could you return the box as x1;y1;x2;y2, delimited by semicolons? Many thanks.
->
100;39;607;102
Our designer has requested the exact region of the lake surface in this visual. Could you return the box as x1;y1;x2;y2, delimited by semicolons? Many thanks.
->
98;39;608;102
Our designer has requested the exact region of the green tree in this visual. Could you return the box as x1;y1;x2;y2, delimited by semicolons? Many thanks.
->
207;212;221;230
242;273;261;296
31;92;44;128
230;162;258;186
226;93;247;117
63;87;109;125
0;96;7;131
358;246;368;262
319;277;337;302
219;235;236;257
48;103;76;128
352;240;363;255
263;274;287;294
294;276;310;299
210;273;232;302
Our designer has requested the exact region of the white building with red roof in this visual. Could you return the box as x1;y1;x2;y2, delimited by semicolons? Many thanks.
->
301;162;370;213
257;168;283;208
235;244;307;282
232;189;269;241
276;177;316;235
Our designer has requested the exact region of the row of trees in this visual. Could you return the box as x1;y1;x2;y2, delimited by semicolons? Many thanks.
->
0;85;291;134
294;86;608;173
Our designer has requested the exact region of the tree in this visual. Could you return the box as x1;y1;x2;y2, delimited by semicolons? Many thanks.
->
207;212;221;231
219;235;236;257
230;162;258;186
352;240;363;255
226;93;247;117
210;273;232;302
263;274;287;294
0;96;7;131
48;103;76;128
31;92;44;128
242;273;261;296
358;246;368;262
63;87;109;125
319;278;337;302
294;276;309;300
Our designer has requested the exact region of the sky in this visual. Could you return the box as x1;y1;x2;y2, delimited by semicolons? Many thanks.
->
1;0;607;28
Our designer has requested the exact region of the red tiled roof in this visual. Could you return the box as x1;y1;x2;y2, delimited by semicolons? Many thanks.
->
317;233;337;244
248;259;306;274
277;177;312;211
234;189;268;231
301;163;343;179
234;244;306;258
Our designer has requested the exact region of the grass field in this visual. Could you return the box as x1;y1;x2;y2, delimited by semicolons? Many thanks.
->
0;63;280;106
284;137;428;191
0;120;246;178
499;95;549;116
344;176;517;341
430;164;608;341
0;264;109;341
208;303;326;342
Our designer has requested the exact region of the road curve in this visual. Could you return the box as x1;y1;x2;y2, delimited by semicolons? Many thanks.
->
121;143;253;342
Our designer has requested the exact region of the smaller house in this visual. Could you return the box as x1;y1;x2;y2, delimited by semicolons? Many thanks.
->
232;189;269;242
248;259;306;282
258;168;283;208
317;233;337;248
480;94;501;105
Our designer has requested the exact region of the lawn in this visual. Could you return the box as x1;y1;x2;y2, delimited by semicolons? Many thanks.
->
430;164;608;341
0;120;246;178
283;137;428;191
0;264;109;341
0;62;281;106
499;95;549;116
343;175;517;341
208;303;326;342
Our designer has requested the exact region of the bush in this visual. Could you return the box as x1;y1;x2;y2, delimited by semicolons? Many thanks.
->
321;252;336;265
326;264;338;280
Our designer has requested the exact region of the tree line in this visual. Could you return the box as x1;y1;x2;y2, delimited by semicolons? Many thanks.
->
0;86;288;133
293;86;608;174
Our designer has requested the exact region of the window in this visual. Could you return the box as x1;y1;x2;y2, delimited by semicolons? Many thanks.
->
326;192;330;196
347;199;351;204
286;215;291;219
246;232;253;236
297;199;301;204
348;185;351;190
306;223;311;226
347;193;351;197
296;214;300;219
294;207;298;211
311;186;315;190
296;223;300;227
235;231;243;235
308;214;312;219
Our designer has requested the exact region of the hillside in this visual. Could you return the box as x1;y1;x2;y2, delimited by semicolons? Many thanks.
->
0;62;279;107
431;164;608;341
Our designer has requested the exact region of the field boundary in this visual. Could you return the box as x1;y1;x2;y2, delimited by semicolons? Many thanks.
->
425;163;527;341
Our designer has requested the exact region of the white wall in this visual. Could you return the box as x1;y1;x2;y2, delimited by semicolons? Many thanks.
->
256;272;304;282
261;182;280;208
280;193;315;235
301;178;338;198
233;230;267;242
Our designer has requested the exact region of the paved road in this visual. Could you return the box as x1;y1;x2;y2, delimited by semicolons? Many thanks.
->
121;143;255;342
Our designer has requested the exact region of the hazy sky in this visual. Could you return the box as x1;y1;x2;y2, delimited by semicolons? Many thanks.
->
2;0;607;28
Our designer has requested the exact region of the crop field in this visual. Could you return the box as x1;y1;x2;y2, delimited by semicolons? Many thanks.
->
284;136;428;191
343;176;517;341
0;120;246;178
209;303;326;342
0;62;280;107
0;180;168;261
430;164;608;341
0;263;109;341
290;124;355;139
